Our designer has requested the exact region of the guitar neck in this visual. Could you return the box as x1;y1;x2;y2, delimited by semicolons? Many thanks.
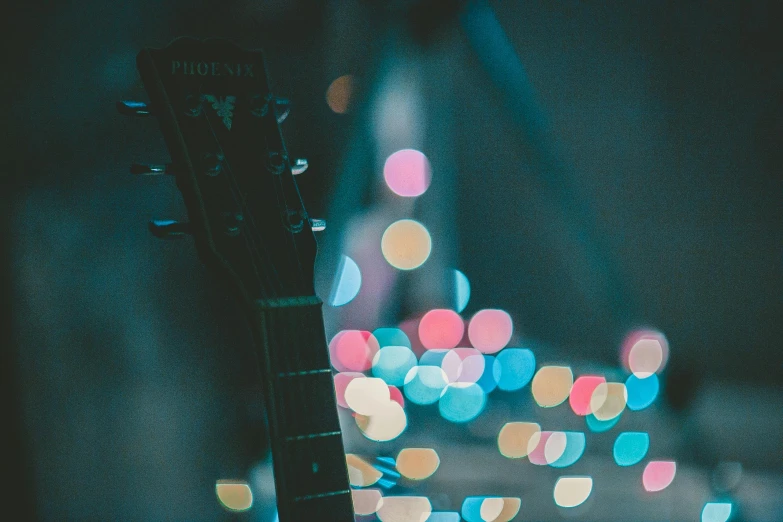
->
249;297;354;521
126;37;353;521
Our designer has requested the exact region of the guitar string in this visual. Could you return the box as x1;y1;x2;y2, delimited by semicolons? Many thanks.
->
255;58;319;500
260;83;338;507
260;89;320;505
260;71;315;482
258;47;309;291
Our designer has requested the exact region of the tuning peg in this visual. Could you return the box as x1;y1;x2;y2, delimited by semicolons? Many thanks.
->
148;219;191;239
291;158;308;175
309;218;326;232
274;97;291;123
117;100;152;117
130;163;173;176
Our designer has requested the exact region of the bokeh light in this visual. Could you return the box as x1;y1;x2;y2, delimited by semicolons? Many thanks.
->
528;431;555;465
351;488;383;516
553;476;593;508
345;377;391;415
383;149;431;197
329;254;361;306
543;431;567;464
355;401;408;442
329;330;380;372
569;375;606;416
460;497;485;522
468;309;513;353
326;74;354;114
531;366;574;407
388;385;405;407
498;422;541;459
642;461;677;492
628;339;664;378
372;345;418;386
346;454;383;487
404;366;449;405
613;432;650;466
701;502;733;522
373;456;400;488
585;411;622;432
454;269;471;313
461;497;520;522
492;498;521;522
439;382;486;422
376;496;432;522
419;349;449;368
381;219;432;270
441;348;485;383
625;373;659;411
480;498;504;521
476;355;500;393
334;371;365;409
494;348;536;391
215;480;253;512
374;327;412;349
396;448;440;480
550;432;586;468
590;382;627;420
427;513;461;522
419;309;464;350
620;329;670;377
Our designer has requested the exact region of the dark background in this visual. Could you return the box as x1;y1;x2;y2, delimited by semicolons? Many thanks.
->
3;1;782;520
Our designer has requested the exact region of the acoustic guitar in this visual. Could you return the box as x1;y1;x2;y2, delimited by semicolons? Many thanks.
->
118;37;355;521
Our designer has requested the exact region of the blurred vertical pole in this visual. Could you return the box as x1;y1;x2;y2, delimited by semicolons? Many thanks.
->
459;0;637;332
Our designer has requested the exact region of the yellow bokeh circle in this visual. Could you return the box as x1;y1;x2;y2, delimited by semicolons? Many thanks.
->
381;219;432;270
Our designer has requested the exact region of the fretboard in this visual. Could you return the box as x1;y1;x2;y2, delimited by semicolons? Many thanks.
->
250;297;354;522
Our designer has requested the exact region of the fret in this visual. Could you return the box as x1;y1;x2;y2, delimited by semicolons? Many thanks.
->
288;489;355;521
294;489;351;502
257;296;322;308
285;430;342;441
278;368;331;377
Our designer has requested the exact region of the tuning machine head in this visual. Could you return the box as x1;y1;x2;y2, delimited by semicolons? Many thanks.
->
309;218;326;232
130;163;173;176
291;158;308;175
117;100;152;117
274;97;291;123
250;95;291;123
149;219;191;239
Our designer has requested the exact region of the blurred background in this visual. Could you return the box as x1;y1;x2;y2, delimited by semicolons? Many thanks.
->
3;0;783;520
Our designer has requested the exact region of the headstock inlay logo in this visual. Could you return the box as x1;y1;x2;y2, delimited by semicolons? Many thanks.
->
203;95;236;130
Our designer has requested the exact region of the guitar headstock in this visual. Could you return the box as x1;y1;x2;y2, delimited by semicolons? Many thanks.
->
122;38;321;303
